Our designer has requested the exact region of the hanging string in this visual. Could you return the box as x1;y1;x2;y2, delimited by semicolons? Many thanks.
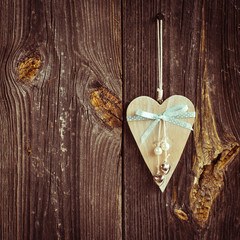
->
156;13;164;103
157;120;162;175
163;120;169;163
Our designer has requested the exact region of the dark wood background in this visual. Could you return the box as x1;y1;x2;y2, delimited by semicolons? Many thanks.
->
0;0;239;239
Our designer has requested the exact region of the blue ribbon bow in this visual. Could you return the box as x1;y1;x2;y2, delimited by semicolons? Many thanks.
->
127;104;195;143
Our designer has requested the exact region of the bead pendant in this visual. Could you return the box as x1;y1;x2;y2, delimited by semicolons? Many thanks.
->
153;174;165;185
154;146;162;155
161;141;170;151
161;162;171;175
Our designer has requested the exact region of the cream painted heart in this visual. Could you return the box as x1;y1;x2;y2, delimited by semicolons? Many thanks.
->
127;95;195;192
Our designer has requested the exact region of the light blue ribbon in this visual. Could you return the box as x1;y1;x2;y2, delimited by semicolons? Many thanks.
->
127;104;195;143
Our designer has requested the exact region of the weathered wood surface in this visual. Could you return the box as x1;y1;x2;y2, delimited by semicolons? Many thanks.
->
123;0;240;239
0;0;122;239
0;0;239;239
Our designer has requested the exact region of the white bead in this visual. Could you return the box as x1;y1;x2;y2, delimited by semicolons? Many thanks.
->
161;142;170;151
154;146;162;155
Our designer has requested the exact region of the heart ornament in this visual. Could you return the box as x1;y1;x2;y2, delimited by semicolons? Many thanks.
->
127;95;195;192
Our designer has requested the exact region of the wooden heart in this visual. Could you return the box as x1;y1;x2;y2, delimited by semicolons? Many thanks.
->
127;95;195;192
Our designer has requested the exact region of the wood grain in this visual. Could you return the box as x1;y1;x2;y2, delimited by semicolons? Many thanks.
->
0;0;239;239
189;0;240;236
123;0;240;239
0;0;122;239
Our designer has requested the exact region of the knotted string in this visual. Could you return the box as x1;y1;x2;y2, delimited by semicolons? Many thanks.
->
127;104;195;143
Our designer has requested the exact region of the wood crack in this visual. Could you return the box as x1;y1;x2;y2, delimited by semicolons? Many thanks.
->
190;143;239;227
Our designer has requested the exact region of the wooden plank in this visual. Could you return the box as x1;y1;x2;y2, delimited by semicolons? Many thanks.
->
0;0;122;239
190;1;240;238
123;0;240;239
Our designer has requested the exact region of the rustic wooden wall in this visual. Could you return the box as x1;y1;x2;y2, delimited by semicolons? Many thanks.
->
0;0;239;239
123;0;240;239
